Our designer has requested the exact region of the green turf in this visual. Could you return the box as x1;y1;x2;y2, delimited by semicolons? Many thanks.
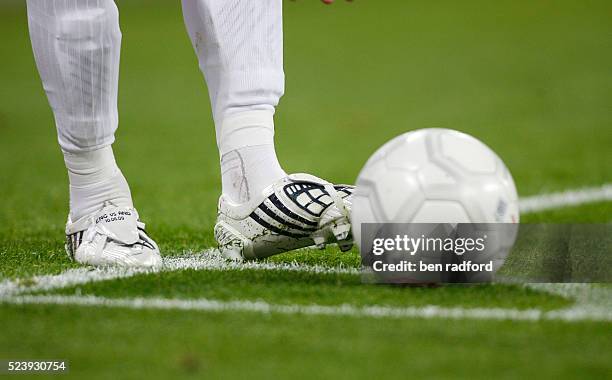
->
47;269;570;310
1;305;610;380
0;0;611;378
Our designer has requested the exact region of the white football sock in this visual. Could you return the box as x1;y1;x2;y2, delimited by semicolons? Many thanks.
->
219;111;286;204
63;146;133;221
221;144;286;204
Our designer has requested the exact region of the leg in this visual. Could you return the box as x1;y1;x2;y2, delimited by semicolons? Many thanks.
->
182;0;353;260
27;0;160;267
27;0;130;220
182;0;286;204
27;0;121;153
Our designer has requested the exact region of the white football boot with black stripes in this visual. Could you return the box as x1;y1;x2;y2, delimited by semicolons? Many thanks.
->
214;173;354;260
65;202;162;268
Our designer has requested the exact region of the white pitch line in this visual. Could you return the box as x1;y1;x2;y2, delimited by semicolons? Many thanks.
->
2;294;611;323
0;250;359;297
1;259;610;323
519;183;612;213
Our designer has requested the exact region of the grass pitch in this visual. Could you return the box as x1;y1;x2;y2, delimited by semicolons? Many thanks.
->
0;0;611;378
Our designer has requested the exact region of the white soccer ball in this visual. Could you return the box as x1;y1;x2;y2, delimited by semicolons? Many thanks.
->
352;128;520;253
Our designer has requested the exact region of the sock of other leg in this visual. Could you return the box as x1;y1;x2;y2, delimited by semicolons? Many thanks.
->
63;146;133;221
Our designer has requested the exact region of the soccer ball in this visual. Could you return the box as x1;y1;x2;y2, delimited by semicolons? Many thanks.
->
352;128;519;280
352;128;519;226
